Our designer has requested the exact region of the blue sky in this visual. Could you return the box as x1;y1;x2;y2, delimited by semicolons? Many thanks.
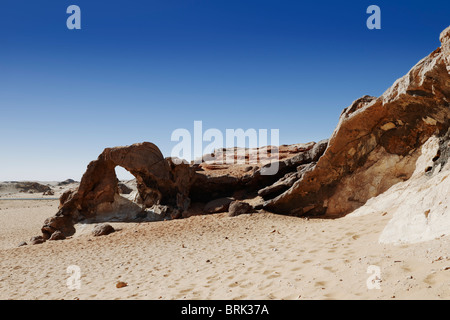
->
1;0;449;180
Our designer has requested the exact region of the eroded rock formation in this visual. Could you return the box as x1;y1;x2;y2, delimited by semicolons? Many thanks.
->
37;26;450;244
349;129;450;243
16;182;51;194
40;140;327;241
264;26;450;217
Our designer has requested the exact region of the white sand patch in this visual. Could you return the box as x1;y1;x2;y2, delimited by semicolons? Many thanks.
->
349;136;450;244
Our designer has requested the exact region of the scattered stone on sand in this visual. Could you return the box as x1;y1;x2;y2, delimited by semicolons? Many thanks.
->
92;223;115;237
116;281;128;288
228;201;252;217
58;179;76;186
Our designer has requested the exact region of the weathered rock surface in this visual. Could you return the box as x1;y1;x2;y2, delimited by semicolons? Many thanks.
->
43;190;55;196
349;132;450;243
40;140;326;239
228;200;253;217
42;214;76;239
264;26;450;217
117;182;133;195
30;236;45;245
116;281;128;288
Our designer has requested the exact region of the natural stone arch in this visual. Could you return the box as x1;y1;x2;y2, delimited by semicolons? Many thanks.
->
41;142;194;239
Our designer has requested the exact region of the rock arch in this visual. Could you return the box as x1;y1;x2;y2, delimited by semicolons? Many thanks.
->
41;142;194;239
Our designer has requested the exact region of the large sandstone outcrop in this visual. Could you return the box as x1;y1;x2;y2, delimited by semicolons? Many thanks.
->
349;130;450;243
38;26;450;244
264;26;450;217
40;140;327;240
41;142;195;239
190;140;328;202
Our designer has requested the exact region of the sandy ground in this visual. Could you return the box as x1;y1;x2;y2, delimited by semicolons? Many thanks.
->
0;199;449;300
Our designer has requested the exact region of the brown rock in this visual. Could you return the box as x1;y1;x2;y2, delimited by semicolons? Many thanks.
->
264;26;450;217
189;140;328;202
204;197;234;213
40;138;326;238
92;223;115;237
43;190;55;196
30;236;45;245
118;182;133;195
49;230;66;241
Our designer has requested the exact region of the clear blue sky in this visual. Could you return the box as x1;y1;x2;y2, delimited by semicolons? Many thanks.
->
0;0;449;180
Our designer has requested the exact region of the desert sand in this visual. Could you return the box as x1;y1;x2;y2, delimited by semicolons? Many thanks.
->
2;26;450;301
0;198;448;300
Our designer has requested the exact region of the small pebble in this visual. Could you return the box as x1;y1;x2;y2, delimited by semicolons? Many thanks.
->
116;281;128;288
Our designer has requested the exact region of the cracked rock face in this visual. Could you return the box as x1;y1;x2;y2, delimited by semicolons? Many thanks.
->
264;26;450;217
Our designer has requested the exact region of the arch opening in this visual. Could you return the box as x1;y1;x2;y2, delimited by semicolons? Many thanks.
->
115;166;135;182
